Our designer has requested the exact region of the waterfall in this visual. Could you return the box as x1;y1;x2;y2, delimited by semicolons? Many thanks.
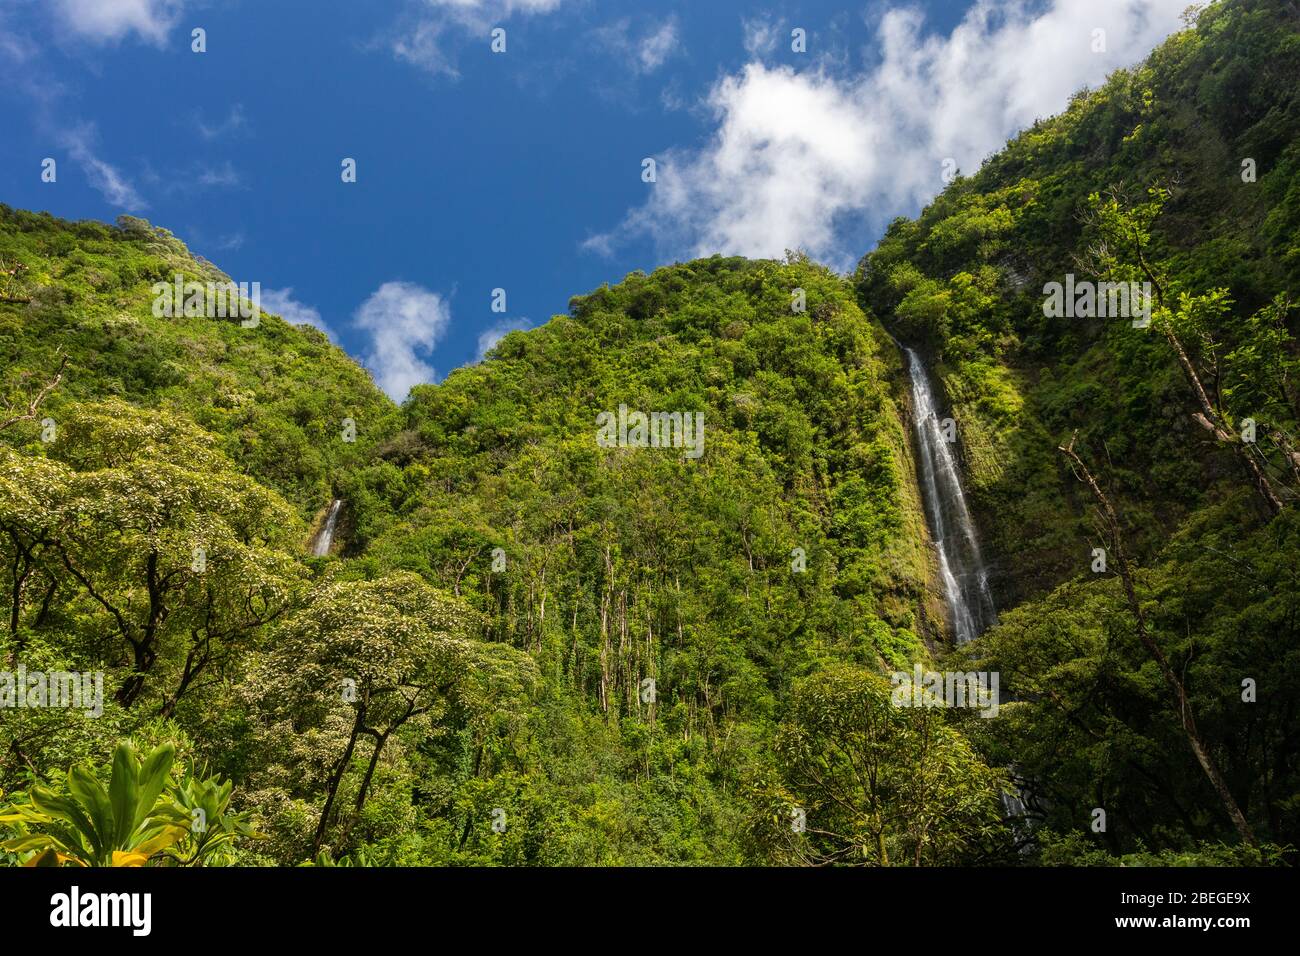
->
312;499;342;557
904;348;1038;838
904;348;997;644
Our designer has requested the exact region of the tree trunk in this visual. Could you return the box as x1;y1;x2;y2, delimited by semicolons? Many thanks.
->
1059;433;1258;845
314;701;367;853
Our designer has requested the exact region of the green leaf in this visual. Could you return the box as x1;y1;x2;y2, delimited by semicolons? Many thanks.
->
109;742;138;849
132;744;176;833
66;765;112;860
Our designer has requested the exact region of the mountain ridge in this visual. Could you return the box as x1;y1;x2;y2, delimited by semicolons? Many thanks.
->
2;0;1298;866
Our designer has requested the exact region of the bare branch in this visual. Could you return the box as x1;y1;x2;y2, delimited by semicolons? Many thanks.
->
0;356;68;432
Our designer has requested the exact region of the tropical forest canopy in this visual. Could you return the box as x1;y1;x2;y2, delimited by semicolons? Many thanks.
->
1;0;1298;866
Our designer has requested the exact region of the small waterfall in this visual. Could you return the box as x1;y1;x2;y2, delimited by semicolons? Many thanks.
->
904;348;997;644
312;499;342;557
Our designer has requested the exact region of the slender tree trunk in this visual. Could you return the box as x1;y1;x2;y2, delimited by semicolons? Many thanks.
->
8;542;31;640
1132;230;1283;516
158;639;207;719
116;551;167;708
334;726;395;850
314;702;367;853
1059;433;1258;845
599;547;612;714
354;730;390;814
33;576;56;629
1179;370;1283;515
115;639;155;707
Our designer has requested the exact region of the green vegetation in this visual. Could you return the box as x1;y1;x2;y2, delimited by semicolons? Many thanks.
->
857;0;1300;603
0;741;254;867
859;0;1300;860
0;207;397;516
2;0;1298;866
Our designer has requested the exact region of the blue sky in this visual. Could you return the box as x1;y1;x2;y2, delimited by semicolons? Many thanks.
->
0;0;1187;399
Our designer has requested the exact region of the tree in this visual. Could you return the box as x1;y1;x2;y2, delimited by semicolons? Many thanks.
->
1058;431;1257;845
0;355;65;433
1086;187;1290;515
0;256;31;304
0;447;67;656
747;665;1005;865
243;572;535;854
0;400;304;708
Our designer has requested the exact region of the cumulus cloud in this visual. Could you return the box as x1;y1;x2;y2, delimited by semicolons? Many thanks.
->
390;0;568;77
353;281;451;400
53;0;185;46
476;318;533;360
60;123;146;209
587;0;1187;266
261;288;334;341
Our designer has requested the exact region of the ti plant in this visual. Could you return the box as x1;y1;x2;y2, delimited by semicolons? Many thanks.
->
0;741;257;867
165;765;261;866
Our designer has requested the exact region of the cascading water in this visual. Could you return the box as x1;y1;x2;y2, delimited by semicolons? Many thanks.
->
904;348;997;644
312;499;342;557
903;347;1033;835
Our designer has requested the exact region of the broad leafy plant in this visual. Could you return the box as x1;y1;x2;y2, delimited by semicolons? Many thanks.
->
166;765;261;866
0;741;253;867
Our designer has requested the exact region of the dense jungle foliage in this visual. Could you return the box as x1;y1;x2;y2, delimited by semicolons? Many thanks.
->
2;0;1298;866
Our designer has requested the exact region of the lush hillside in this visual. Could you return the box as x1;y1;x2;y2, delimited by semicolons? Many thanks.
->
857;0;1300;605
274;255;973;864
2;0;1298;869
0;206;398;518
4;236;991;864
859;0;1300;857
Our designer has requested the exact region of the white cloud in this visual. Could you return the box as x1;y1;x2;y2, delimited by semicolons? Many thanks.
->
590;17;680;75
588;0;1188;266
353;281;451;400
60;123;146;209
636;18;680;73
741;16;781;57
261;288;334;341
426;0;565;10
476;318;532;360
390;0;568;77
196;105;249;141
660;80;688;112
195;161;241;188
0;9;37;64
53;0;185;46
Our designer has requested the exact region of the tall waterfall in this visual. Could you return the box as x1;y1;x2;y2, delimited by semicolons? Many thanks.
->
312;499;342;558
904;348;997;644
905;349;1033;833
